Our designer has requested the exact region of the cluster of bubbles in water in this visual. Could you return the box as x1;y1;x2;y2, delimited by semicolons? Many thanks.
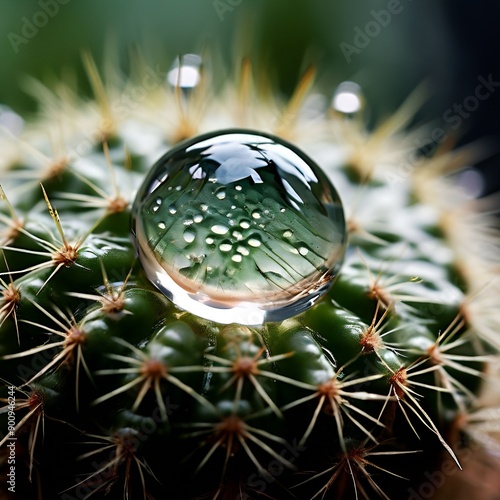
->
132;130;347;325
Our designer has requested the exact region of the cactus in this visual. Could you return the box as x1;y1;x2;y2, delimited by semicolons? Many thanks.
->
0;55;499;499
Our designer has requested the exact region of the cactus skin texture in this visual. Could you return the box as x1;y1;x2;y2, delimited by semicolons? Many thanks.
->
0;56;499;499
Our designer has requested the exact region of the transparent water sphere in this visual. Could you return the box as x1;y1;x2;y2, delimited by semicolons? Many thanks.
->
131;130;347;325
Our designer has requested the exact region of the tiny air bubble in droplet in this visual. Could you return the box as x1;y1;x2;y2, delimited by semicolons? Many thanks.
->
212;224;229;235
240;220;250;229
183;230;196;243
237;246;249;256
252;210;261;219
248;238;261;248
235;185;242;191
205;237;214;244
194;214;204;223
232;254;242;263
219;242;232;252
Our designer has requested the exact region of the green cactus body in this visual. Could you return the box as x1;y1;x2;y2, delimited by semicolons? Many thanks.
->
0;56;499;499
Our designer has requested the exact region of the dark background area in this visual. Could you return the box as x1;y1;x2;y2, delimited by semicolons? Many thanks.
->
1;0;499;193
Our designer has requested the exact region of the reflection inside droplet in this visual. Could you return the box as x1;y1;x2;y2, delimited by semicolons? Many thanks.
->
131;129;347;325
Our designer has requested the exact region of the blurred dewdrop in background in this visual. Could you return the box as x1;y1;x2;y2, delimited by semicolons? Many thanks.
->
332;81;363;115
166;54;202;90
0;106;24;136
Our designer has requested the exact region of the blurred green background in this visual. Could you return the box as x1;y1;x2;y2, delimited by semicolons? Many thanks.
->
1;0;499;192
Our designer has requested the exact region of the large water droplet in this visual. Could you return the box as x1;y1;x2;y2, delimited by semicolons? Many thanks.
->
132;129;347;325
